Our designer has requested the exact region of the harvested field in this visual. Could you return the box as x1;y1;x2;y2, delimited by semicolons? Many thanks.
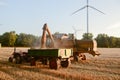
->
0;47;120;80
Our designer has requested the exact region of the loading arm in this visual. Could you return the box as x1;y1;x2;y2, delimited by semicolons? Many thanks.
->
41;23;54;48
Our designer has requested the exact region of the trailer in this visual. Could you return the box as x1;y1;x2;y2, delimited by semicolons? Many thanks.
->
9;48;73;69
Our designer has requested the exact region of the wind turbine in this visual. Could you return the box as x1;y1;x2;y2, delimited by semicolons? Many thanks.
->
72;0;105;38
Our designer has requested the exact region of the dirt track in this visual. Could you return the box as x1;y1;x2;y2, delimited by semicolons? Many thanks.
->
0;47;120;80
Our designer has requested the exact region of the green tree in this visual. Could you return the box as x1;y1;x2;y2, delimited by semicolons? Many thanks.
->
0;35;2;43
16;33;28;47
115;38;120;48
16;33;39;47
0;31;17;47
9;31;17;46
108;36;116;48
1;32;9;46
95;34;109;47
82;33;93;40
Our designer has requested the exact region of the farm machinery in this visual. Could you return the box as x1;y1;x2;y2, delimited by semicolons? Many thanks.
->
54;38;100;61
8;23;100;69
8;23;73;69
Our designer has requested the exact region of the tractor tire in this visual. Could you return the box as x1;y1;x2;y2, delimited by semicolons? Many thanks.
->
49;58;60;69
14;55;22;64
8;57;13;62
61;59;70;68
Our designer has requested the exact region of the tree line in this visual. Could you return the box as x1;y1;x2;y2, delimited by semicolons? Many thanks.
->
0;31;120;48
0;31;40;47
82;33;120;48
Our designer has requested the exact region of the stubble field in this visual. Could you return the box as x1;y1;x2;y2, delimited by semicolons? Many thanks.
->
0;47;120;80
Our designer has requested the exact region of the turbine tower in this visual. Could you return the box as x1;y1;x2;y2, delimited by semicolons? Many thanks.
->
72;0;105;38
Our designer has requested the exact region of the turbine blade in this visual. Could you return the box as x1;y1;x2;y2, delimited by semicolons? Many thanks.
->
89;6;105;14
72;5;87;15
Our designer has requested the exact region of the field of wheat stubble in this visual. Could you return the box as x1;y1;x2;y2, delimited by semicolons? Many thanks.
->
0;47;120;80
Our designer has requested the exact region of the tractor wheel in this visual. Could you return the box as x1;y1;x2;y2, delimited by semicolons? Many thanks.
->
30;58;36;66
61;59;70;68
49;58;60;69
8;57;13;62
14;55;22;64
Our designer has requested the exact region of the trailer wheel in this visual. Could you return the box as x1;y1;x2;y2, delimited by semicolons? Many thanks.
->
81;54;86;60
61;59;70;68
30;58;36;66
49;58;60;69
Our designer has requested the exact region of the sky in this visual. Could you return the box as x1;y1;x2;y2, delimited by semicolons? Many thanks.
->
0;0;120;39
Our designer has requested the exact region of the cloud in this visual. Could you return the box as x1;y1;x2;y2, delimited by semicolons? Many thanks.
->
107;22;120;30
